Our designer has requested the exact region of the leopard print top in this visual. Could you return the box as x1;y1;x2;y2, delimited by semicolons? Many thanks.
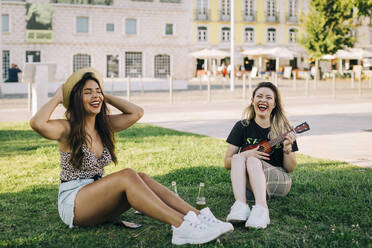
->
59;143;111;181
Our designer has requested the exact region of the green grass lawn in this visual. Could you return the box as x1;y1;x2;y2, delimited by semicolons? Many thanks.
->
0;122;371;248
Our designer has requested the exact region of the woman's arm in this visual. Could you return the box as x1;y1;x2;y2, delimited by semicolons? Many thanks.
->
105;94;144;132
29;86;69;141
224;144;240;170
282;132;297;173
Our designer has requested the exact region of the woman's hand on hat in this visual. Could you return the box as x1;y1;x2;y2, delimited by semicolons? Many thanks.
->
54;86;63;104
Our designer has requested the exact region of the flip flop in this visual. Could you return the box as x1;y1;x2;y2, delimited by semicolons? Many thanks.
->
114;220;142;229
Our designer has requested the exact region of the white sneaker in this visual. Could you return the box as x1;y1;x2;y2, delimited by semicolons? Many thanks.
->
172;211;222;245
198;207;234;234
226;200;250;223
245;205;270;229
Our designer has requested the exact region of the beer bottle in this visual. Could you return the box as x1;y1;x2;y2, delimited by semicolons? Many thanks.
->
196;182;206;210
171;181;179;196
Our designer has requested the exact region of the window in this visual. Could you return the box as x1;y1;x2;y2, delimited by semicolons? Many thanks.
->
197;26;207;41
2;50;10;81
289;28;297;43
73;54;91;72
76;17;89;33
106;23;114;32
221;0;230;21
2;14;9;32
154;55;170;78
51;0;112;5
243;0;254;19
267;28;276;43
266;0;278;22
125;19;137;35
165;23;173;35
125;52;142;77
107;55;119;77
196;0;209;20
160;0;181;2
221;27;230;42
245;27;254;43
288;0;297;17
267;0;276;16
26;51;41;62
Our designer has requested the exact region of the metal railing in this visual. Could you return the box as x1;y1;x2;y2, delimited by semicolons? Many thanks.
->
50;0;113;5
265;11;279;23
242;11;256;22
220;11;231;21
286;13;298;23
194;9;210;21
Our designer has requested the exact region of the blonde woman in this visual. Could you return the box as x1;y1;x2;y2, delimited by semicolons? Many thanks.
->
30;68;232;245
224;82;298;229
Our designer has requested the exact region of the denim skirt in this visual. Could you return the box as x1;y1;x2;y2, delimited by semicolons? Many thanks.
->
58;178;94;228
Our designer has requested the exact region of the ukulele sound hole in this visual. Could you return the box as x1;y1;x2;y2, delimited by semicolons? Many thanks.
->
258;146;265;152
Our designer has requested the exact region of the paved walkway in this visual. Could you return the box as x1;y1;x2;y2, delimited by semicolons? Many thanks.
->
1;83;371;168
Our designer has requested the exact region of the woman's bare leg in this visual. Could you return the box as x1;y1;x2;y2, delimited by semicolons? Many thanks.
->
246;157;267;207
137;172;199;215
230;155;247;203
73;168;184;227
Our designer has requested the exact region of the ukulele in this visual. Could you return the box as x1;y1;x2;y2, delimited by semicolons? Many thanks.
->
240;122;310;154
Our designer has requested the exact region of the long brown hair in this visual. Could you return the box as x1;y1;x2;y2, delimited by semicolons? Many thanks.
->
65;72;117;169
242;82;292;139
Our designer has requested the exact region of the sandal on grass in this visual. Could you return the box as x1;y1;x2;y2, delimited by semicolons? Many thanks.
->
114;220;142;229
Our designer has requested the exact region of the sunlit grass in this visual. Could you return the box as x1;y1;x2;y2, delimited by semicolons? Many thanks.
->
0;122;371;247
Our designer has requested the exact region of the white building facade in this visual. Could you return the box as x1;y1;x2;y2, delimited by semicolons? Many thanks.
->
1;0;193;82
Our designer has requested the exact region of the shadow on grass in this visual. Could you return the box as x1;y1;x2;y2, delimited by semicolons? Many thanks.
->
117;124;205;139
1;163;371;248
0;124;206;159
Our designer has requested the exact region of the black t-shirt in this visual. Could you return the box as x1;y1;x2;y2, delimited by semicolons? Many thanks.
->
226;119;298;168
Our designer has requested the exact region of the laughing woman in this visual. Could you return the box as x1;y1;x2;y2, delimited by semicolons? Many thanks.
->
224;82;298;229
30;68;232;245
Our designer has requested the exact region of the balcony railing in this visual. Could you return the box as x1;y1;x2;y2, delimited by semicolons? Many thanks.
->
242;11;256;22
220;11;230;21
265;11;279;23
194;9;210;21
50;0;112;5
286;13;298;23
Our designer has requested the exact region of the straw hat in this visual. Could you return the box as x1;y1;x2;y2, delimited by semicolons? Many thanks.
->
62;67;104;108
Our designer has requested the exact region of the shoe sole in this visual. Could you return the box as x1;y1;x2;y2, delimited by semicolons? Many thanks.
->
226;218;246;224
172;230;222;245
245;221;269;229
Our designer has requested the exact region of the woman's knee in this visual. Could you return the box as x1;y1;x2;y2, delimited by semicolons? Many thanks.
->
246;157;262;169
117;168;139;183
231;154;247;169
137;172;149;181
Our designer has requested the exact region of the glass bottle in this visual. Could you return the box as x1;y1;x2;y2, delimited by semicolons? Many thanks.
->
196;182;206;210
171;181;179;196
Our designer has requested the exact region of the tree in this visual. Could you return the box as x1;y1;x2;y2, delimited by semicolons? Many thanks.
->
300;0;356;58
353;0;372;17
299;0;356;80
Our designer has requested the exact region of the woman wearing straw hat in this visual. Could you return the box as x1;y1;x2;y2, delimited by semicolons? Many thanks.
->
29;68;232;245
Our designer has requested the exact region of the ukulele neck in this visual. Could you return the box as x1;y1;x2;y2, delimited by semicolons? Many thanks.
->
268;132;288;147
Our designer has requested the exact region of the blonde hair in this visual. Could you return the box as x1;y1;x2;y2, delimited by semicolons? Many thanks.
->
242;82;291;139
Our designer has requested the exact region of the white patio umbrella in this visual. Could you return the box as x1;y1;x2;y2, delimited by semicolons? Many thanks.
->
241;47;270;73
190;49;229;72
335;48;372;59
322;54;336;60
190;48;230;59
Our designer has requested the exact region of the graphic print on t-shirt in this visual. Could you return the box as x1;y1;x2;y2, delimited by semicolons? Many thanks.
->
226;120;298;168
